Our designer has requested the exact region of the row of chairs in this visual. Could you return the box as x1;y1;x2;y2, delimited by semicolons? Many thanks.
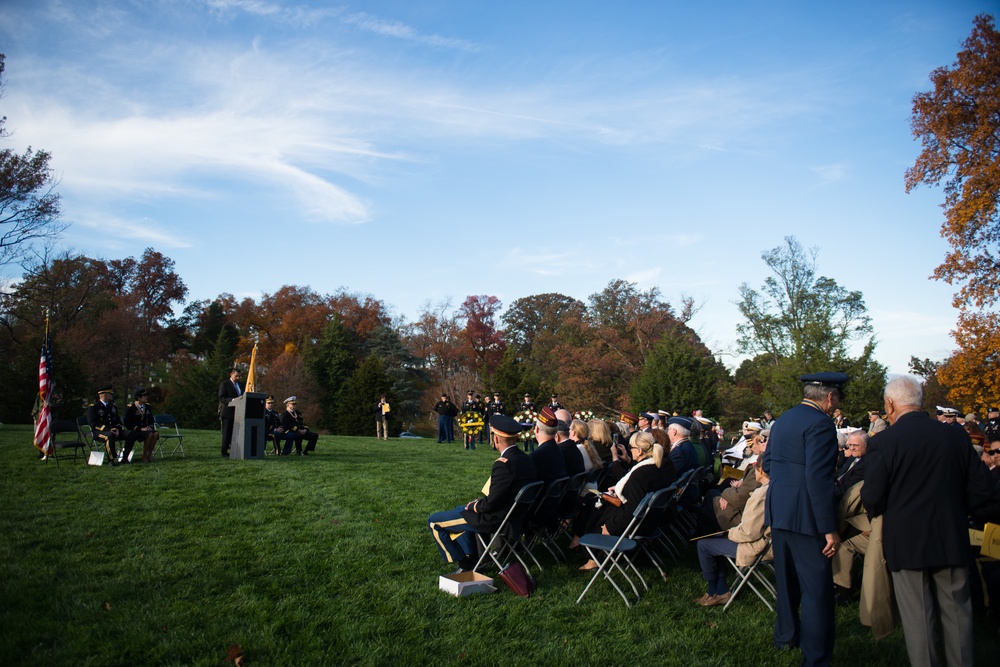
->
467;463;777;610
45;415;186;465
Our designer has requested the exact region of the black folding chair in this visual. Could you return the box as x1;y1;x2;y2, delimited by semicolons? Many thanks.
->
631;487;677;583
154;415;185;458
468;481;545;575
76;415;95;449
576;491;657;607
48;419;89;464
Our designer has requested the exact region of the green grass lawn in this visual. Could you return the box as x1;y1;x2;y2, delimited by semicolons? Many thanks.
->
1;424;996;666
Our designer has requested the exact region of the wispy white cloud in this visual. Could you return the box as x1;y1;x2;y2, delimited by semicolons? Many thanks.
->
810;161;848;184
341;11;482;52
69;212;192;250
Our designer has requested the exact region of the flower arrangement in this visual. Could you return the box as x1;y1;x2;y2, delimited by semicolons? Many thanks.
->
573;410;596;422
513;409;538;441
458;410;485;435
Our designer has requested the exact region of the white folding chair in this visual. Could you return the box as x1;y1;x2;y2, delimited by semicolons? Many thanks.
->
723;538;775;611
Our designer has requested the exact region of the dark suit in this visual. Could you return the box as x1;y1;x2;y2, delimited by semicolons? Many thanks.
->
528;439;567;484
763;399;838;666
669;439;699;477
428;445;538;563
861;410;996;667
218;379;241;455
558;439;586;476
834;455;865;500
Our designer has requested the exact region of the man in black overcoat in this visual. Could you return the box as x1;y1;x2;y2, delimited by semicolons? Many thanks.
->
862;375;997;667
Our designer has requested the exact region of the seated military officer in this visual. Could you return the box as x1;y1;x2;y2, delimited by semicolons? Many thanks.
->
280;396;319;455
264;395;297;455
428;414;538;570
87;386;139;466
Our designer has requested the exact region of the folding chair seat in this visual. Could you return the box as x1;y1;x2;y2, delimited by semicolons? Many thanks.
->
48;419;88;464
545;471;590;559
521;476;572;570
153;415;185;458
576;491;656;607
723;538;775;611
468;480;545;575
631;487;677;583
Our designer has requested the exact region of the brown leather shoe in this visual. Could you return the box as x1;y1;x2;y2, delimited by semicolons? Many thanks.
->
692;593;714;605
703;592;731;607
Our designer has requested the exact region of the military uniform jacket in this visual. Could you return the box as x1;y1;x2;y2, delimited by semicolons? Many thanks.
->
265;408;284;434
519;401;536;412
123;403;154;431
461;446;537;531
861;410;997;571
984;418;1000;443
462;399;480;413
668;439;699;477
488;401;506;416
763;399;838;536
434;400;455;416
280;409;308;432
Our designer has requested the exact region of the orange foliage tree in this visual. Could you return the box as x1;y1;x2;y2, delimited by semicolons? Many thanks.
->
937;311;1000;414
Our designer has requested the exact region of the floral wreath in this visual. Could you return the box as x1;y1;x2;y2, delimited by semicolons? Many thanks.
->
573;410;596;422
513;409;538;441
458;410;485;435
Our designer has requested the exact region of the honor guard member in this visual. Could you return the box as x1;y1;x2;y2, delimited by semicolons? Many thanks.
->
87;386;139;466
548;394;564;411
462;391;480;450
763;371;847;667
434;394;456;443
123;388;159;463
265;395;296;455
488;392;506;417
984;407;1000;443
280;396;319;455
427;414;538;569
475;393;487;444
519;394;536;412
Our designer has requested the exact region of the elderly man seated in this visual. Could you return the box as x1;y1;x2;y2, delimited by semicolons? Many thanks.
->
702;429;769;532
832;431;871;604
721;421;762;467
694;462;771;607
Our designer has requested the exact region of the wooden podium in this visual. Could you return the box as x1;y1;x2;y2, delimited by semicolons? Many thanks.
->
230;392;266;459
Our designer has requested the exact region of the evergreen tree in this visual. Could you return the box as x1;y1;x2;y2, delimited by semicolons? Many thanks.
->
335;355;393;436
304;315;355;430
629;330;723;416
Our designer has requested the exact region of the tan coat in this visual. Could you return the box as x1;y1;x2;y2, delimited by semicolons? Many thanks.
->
714;466;762;529
728;481;771;567
859;515;899;640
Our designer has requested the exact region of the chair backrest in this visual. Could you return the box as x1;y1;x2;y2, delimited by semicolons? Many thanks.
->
529;476;571;519
154;414;180;433
51;419;80;436
500;480;546;538
75;415;90;429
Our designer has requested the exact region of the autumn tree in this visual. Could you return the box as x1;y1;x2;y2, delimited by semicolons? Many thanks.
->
937;311;1000;413
906;14;1000;309
0;55;65;268
457;294;506;380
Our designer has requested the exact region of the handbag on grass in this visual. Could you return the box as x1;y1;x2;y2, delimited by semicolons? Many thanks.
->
499;562;536;597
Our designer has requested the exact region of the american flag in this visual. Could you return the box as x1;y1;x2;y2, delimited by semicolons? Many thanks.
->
33;341;53;456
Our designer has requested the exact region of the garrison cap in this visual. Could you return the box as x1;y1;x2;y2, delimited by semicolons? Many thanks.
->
640;412;657;421
620;411;639;426
537;406;558;427
668;415;694;429
489;414;524;438
799;372;848;388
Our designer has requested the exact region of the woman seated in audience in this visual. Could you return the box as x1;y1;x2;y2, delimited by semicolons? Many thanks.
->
587;418;614;463
693;462;771;607
572;431;676;570
573;420;602;473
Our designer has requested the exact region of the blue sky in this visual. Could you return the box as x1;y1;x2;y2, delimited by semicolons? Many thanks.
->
0;0;989;374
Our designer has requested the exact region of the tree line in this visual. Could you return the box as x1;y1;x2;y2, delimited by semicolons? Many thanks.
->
2;239;903;435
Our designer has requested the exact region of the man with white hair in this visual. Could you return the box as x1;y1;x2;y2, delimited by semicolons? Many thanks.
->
666;416;699;477
862;376;996;667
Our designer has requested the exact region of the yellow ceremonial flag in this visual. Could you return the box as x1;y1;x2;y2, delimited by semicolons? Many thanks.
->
245;342;258;393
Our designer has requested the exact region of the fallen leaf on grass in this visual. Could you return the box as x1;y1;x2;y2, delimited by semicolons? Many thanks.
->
330;519;340;525
226;643;244;666
705;621;718;628
103;602;111;611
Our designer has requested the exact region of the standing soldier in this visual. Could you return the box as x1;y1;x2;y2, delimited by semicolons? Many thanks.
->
462;391;480;450
984;407;1000;443
475;393;487;444
488;392;506;450
434;394;456;443
520;394;536;412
